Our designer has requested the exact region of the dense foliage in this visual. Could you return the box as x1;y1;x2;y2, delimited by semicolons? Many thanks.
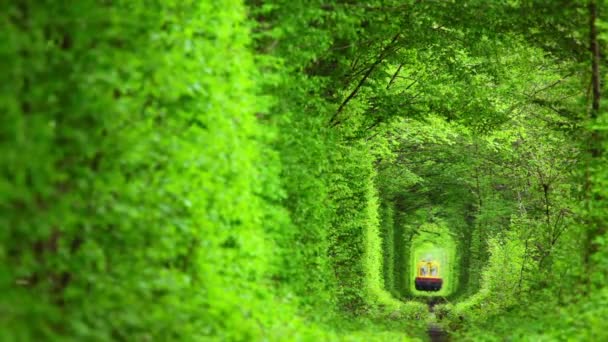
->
2;0;608;341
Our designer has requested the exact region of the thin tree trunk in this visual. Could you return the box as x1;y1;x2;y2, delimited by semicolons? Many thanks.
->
585;0;603;268
590;1;601;124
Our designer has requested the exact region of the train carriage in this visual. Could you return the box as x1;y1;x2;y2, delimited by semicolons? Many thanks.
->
415;259;443;292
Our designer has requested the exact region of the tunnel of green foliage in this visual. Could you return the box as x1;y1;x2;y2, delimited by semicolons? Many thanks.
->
3;0;608;341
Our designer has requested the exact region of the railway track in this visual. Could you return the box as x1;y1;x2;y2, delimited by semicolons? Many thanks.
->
427;298;449;342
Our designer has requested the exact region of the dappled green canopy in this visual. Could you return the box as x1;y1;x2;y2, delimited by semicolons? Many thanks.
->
2;0;608;340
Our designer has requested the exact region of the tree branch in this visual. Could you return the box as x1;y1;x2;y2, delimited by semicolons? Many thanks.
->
329;33;401;127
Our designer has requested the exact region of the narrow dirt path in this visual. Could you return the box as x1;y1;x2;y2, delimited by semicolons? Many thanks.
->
427;323;448;342
427;298;449;342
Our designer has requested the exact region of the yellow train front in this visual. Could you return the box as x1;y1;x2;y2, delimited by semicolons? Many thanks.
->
415;260;443;292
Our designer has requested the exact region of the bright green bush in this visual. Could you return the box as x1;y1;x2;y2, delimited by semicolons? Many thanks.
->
1;1;286;340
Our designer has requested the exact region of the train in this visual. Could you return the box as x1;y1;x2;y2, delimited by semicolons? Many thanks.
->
415;259;443;292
